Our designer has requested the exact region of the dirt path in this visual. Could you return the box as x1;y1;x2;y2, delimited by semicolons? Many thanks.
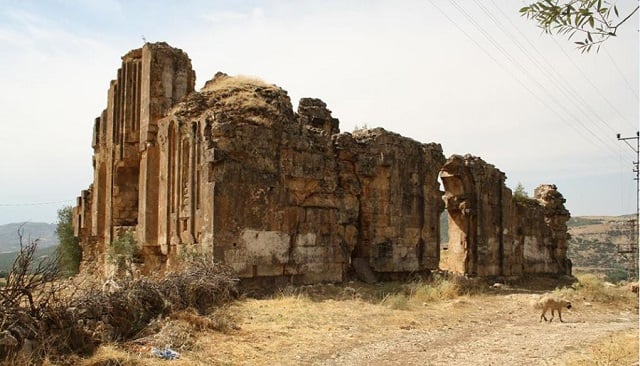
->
313;294;638;366
88;283;638;365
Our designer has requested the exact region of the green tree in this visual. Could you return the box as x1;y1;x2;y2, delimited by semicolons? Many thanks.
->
514;182;530;204
520;0;639;53
55;206;82;275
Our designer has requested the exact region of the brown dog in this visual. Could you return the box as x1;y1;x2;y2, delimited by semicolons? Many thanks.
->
533;296;572;323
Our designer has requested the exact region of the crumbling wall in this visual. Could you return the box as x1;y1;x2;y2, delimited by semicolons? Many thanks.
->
441;155;511;276
440;155;571;277
514;184;571;275
73;42;194;274
153;74;447;284
335;129;445;279
73;43;572;283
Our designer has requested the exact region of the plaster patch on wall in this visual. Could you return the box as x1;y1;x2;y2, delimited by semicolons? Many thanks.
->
241;229;290;263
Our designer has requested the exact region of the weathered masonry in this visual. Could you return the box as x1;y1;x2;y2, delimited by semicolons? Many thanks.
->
73;42;571;283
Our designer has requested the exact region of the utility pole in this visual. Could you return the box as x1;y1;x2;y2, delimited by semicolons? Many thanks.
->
616;131;639;280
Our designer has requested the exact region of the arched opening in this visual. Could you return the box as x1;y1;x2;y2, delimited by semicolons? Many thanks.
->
437;175;449;271
440;165;477;276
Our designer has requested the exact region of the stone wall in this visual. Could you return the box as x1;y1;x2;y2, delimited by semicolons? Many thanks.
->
335;129;445;279
73;43;571;282
518;184;572;274
441;155;571;277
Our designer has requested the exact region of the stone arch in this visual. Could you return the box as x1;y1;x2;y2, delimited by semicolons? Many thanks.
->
440;157;477;276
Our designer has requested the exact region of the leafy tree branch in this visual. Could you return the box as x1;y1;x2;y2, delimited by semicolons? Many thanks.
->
520;0;639;52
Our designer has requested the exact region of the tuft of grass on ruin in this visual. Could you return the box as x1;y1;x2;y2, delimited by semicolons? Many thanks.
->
200;74;283;126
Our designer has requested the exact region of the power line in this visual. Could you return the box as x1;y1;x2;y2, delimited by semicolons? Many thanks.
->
478;0;617;140
518;0;638;128
450;0;618;156
486;0;628;136
551;37;637;130
604;48;639;100
443;0;622;159
466;0;624;157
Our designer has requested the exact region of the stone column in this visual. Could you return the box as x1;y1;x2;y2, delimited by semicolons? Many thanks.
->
138;43;195;247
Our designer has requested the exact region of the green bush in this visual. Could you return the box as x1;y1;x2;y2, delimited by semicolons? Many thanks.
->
55;206;82;275
108;232;140;276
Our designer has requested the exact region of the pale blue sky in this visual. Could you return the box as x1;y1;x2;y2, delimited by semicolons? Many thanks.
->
0;0;638;224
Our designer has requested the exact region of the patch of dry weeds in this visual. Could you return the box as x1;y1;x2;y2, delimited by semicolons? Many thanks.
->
564;329;639;366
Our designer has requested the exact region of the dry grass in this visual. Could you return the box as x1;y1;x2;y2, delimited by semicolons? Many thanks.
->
381;293;411;310
202;74;273;92
74;272;638;365
78;345;146;366
184;277;490;364
169;307;239;333
8;267;630;365
74;280;467;364
564;329;639;366
200;73;285;126
196;293;444;364
411;274;485;302
262;274;488;313
376;274;487;310
553;272;638;304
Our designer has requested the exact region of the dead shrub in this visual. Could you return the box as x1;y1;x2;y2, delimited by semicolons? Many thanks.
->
105;278;167;340
40;304;100;357
169;307;238;333
0;236;239;365
159;258;239;314
0;226;65;363
140;320;196;352
170;310;218;331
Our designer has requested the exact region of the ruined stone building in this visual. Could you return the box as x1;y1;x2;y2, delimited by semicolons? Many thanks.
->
73;42;571;284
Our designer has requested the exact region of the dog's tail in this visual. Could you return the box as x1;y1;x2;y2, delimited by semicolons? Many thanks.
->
530;296;544;310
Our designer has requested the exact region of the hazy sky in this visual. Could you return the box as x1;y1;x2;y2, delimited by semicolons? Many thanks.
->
0;0;638;225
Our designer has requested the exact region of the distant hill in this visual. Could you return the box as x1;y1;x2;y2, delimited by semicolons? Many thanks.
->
567;214;636;281
0;222;58;253
0;245;57;276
